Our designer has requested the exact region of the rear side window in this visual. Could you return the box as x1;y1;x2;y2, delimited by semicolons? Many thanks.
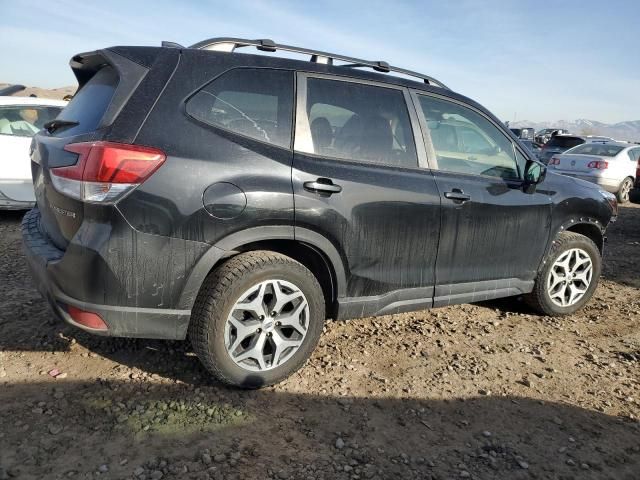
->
186;68;293;148
302;78;417;168
0;105;62;137
547;136;584;149
567;144;624;157
54;66;119;136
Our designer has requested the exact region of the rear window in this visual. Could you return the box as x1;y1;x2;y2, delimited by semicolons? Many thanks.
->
547;136;584;149
567;144;625;157
0;105;63;137
186;68;294;148
53;66;118;136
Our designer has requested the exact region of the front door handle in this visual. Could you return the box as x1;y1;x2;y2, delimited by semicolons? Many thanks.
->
444;189;471;202
304;178;342;195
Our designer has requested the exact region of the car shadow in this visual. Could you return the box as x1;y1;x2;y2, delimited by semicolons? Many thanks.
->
0;379;638;479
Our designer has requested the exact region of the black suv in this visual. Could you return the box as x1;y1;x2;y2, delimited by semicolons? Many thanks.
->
23;38;617;388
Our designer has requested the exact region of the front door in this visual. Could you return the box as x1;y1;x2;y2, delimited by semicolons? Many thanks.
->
292;73;441;313
412;91;552;306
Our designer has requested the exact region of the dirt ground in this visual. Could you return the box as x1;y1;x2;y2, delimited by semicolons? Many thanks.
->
1;201;639;480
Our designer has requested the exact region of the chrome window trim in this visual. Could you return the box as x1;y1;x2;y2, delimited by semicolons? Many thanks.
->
294;71;428;169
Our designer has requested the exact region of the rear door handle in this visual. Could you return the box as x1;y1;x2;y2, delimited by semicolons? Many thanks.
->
304;179;342;195
444;189;471;202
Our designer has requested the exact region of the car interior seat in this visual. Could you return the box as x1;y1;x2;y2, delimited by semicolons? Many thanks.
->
310;117;333;153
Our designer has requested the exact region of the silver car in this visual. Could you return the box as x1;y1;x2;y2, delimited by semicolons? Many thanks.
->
549;142;640;203
0;96;67;209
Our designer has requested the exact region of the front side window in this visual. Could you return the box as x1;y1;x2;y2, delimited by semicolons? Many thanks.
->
186;68;294;148
302;78;417;168
0;105;62;137
417;95;519;179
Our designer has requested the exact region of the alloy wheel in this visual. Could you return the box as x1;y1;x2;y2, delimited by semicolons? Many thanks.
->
620;179;632;202
224;279;309;371
547;248;593;307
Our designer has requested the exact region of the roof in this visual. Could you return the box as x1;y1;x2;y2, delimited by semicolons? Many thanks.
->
0;96;67;107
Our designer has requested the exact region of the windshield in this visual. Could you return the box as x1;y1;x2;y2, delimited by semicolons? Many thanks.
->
566;144;625;157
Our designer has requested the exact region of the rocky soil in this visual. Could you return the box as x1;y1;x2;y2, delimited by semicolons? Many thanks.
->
1;202;639;480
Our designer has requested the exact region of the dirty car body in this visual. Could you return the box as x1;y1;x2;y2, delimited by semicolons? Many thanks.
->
22;38;616;386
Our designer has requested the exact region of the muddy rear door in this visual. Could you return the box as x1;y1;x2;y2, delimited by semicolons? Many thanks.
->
292;73;441;302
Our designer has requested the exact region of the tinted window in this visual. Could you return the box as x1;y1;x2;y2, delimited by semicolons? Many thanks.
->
546;136;584;149
566;144;624;157
304;78;417;168
0;105;62;137
417;95;519;179
54;66;118;136
186;68;293;148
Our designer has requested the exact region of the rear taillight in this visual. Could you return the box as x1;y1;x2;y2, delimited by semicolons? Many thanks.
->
549;156;560;165
587;160;608;170
51;142;166;203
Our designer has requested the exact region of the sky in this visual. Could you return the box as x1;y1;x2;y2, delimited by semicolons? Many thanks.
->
1;0;638;123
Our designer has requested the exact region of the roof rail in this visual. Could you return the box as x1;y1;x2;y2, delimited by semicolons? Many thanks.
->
186;37;450;90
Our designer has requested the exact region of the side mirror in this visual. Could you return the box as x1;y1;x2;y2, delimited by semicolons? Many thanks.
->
523;160;547;193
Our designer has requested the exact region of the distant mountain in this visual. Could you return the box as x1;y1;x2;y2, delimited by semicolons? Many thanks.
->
510;119;640;143
0;83;76;100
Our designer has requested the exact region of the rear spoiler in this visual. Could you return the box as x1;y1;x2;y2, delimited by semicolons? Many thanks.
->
68;49;150;131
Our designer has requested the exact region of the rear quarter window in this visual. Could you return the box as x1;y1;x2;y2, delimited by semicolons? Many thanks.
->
185;68;294;149
53;66;119;137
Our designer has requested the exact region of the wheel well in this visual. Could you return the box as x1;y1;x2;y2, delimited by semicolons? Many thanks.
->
221;240;338;318
565;223;603;253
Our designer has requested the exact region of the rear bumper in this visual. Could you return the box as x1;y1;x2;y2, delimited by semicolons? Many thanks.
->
556;172;620;193
22;208;192;339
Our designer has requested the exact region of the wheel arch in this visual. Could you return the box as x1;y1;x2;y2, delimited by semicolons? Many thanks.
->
178;226;347;318
564;221;604;254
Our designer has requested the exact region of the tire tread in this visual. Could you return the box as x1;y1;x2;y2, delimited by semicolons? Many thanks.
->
188;250;323;387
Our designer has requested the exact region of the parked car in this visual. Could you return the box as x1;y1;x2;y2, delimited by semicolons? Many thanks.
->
629;143;640;190
0;96;67;209
535;128;569;145
539;135;613;164
510;127;535;141
548;142;639;203
22;38;617;388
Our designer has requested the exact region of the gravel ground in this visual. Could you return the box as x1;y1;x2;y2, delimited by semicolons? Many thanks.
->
1;202;639;480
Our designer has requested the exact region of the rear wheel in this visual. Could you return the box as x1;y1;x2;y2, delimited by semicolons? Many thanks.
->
617;177;633;204
189;251;325;388
526;232;601;316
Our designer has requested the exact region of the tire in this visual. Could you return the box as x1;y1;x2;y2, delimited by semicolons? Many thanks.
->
189;250;325;388
526;232;601;316
616;177;633;204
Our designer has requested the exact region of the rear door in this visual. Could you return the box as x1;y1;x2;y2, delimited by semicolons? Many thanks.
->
412;91;552;306
292;73;441;304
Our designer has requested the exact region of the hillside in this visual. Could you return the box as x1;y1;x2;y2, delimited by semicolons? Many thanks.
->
511;119;640;143
0;83;76;100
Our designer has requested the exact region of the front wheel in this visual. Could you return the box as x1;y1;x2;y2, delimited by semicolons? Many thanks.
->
189;251;325;388
616;177;633;204
526;232;601;316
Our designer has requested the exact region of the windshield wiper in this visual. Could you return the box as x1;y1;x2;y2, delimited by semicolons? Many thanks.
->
44;119;79;133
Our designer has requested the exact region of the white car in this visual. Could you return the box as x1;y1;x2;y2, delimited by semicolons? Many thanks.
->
549;142;640;203
0;96;67;209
